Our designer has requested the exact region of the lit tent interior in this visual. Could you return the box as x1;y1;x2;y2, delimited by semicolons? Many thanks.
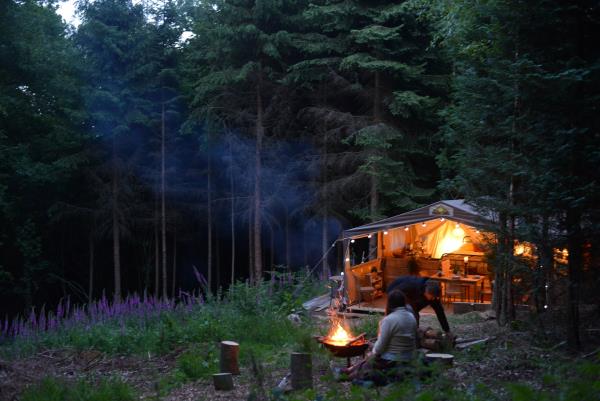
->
339;200;494;306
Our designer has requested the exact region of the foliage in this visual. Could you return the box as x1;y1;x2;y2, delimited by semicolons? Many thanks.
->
0;278;319;360
21;377;136;401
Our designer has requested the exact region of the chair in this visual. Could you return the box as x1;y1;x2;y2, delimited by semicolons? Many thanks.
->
444;280;466;304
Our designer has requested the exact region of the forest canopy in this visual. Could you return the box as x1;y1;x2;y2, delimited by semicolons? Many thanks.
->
0;0;598;350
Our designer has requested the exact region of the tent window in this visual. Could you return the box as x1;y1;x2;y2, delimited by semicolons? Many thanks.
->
349;236;378;267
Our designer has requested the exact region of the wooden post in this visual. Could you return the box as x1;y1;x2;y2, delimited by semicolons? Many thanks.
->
290;352;312;390
212;373;234;391
220;341;240;375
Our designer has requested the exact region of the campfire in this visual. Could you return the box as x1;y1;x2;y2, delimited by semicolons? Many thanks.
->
317;319;368;364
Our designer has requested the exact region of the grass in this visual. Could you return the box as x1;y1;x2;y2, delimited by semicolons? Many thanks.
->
4;277;600;401
21;377;136;401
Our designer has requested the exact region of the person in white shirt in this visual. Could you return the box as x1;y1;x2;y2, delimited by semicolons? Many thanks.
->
338;289;417;383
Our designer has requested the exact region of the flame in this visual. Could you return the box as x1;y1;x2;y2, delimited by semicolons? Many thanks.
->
326;321;353;346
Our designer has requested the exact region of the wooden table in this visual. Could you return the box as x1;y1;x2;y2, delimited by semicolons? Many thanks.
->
428;274;485;303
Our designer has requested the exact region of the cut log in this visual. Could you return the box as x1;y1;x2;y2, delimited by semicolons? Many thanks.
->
220;340;240;375
212;373;234;391
420;338;441;351
290;352;312;390
424;328;442;339
425;353;454;367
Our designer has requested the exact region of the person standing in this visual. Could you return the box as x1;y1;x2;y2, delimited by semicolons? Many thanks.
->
386;276;451;334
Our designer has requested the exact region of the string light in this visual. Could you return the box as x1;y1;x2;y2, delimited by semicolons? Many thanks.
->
367;234;372;238
455;223;460;228
345;257;350;262
440;217;445;222
404;226;409;231
421;222;427;227
350;239;355;243
544;305;548;309
383;230;388;235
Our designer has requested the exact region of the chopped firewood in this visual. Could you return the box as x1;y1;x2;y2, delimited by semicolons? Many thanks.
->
455;337;493;349
220;341;240;375
345;332;366;346
290;352;312;390
421;339;441;351
212;373;234;391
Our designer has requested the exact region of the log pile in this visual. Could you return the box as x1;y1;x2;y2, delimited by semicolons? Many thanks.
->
418;327;455;352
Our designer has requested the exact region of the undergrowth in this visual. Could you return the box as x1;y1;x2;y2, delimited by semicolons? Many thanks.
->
21;377;136;401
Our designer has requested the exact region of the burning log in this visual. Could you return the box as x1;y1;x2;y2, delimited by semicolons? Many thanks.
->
219;340;240;375
290;352;312;390
212;373;234;391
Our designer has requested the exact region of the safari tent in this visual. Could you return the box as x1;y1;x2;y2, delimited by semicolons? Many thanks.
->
339;200;495;309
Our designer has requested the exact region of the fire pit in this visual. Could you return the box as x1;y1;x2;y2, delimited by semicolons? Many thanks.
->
317;322;369;366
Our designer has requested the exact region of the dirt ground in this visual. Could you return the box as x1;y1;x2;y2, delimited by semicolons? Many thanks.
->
1;309;598;401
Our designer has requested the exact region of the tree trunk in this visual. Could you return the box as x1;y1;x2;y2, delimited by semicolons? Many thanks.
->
566;209;582;350
88;234;94;302
321;212;329;279
369;70;381;257
229;137;236;286
253;78;264;283
248;213;254;283
154;195;160;297
161;102;168;299
285;205;290;269
112;134;121;301
171;228;177;297
270;222;275;269
207;134;213;293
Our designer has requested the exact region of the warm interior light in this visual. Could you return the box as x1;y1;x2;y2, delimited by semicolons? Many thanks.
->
438;224;465;256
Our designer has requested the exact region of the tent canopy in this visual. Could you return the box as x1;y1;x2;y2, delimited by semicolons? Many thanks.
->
342;200;494;259
342;200;493;239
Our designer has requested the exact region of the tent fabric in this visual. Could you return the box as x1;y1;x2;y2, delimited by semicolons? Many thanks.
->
381;220;484;259
341;200;493;239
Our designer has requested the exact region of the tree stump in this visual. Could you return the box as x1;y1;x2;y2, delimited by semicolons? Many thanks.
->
290;352;312;390
212;373;234;391
220;340;240;375
424;353;454;367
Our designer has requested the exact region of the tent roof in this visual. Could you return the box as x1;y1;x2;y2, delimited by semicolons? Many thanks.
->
341;199;494;239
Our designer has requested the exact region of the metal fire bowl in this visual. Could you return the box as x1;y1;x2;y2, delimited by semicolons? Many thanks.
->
319;339;369;358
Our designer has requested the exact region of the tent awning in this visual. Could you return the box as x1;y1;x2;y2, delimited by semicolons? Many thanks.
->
341;200;494;239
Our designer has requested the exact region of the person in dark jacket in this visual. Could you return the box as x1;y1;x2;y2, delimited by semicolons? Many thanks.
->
386;276;450;333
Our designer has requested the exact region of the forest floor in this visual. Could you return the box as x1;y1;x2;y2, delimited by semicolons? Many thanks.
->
1;308;599;401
